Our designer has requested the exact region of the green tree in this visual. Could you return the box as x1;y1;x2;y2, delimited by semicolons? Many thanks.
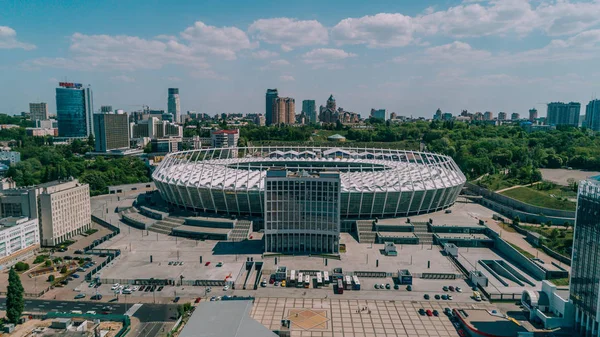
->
60;266;68;274
14;262;29;272
6;268;24;324
47;274;55;282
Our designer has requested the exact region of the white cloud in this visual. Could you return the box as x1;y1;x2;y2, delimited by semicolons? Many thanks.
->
111;75;136;83
167;76;182;82
0;26;36;50
270;59;290;66
251;50;279;59
249;18;328;50
280;75;295;82
181;21;256;60
423;41;492;62
259;59;291;71
332;13;417;48
191;69;228;80
302;48;356;64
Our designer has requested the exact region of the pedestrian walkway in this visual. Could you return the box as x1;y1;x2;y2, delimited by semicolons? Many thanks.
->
125;303;143;316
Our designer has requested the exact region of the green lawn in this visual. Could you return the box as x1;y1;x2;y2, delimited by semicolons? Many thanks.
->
474;174;521;191
500;186;576;211
509;243;535;259
521;225;573;256
550;278;570;286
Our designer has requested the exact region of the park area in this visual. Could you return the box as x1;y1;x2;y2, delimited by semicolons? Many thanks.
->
499;183;577;211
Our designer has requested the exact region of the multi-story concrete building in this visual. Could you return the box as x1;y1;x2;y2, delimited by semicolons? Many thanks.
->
211;129;239;148
168;88;181;123
571;178;600;336
272;97;295;125
263;169;341;254
547;102;580;126
0;217;40;267
0;179;91;246
498;112;507;120
130;118;183;139
584;99;600;132
29;102;48;121
529;108;538;122
483;111;494;120
511;113;521;120
26;128;57;137
93;113;130;152
0;151;21;166
265;89;279;126
56;82;94;138
302;100;317;123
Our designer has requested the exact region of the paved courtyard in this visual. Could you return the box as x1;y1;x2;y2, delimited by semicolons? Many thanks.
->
251;298;498;337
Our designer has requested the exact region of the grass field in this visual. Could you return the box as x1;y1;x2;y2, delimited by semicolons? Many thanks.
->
500;186;576;211
509;243;535;259
550;278;570;286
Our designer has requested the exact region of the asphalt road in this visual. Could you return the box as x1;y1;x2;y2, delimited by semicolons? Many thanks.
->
0;298;178;322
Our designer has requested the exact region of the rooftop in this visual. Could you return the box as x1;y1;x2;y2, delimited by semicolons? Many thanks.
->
455;309;528;337
179;300;277;337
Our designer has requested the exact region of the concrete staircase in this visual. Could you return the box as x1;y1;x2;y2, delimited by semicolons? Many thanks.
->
412;221;433;244
229;220;252;242
356;220;376;244
148;217;184;235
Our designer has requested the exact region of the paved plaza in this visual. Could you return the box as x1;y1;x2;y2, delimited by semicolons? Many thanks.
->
251;298;498;337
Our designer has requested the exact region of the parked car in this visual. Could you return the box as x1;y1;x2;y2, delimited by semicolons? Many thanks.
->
445;308;453;316
441;294;448;300
91;294;103;300
261;279;267;287
168;261;173;265
445;210;452;214
173;297;180;303
406;285;412;291
385;284;391;289
210;296;216;301
443;286;449;291
448;295;453;300
216;262;223;267
111;284;120;290
86;311;96;315
139;285;145;291
433;310;439;316
426;310;433;317
157;286;164;291
434;294;441;300
418;308;426;316
449;286;455;291
223;285;230;291
88;282;95;288
205;262;211;266
74;293;86;299
374;284;379;289
424;294;430;300
64;256;73;260
393;284;399;290
74;250;83;254
456;286;462;292
195;297;202;303
72;274;80;279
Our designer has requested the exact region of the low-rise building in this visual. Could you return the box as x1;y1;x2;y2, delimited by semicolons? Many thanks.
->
211;129;239;148
0;151;21;166
0;217;40;268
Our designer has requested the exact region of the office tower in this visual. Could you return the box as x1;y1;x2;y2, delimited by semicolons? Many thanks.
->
264;169;341;254
93;113;130;152
55;82;94;138
168;88;180;123
211;129;239;148
29;102;48;121
511;113;520;120
285;97;295;124
483;111;493;120
498;112;507;120
547;102;580;126
100;105;113;113
570;178;600;335
302;100;317;123
265;89;279;126
529;108;538;122
584;99;600;131
273;97;295;125
434;109;442;120
371;109;387;120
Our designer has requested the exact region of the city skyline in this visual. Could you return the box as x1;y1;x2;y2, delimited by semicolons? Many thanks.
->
2;0;600;117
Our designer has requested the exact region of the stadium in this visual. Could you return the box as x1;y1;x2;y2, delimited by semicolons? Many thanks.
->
152;146;466;219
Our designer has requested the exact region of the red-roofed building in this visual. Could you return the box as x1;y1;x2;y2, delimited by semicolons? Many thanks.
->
211;129;239;148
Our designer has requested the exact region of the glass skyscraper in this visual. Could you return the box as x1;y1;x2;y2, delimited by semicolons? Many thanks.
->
265;89;278;126
302;100;316;124
571;178;600;336
56;84;93;138
264;169;341;254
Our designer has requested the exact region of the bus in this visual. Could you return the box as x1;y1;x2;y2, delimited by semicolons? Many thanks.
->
289;270;296;287
297;273;304;288
323;271;330;286
316;272;323;287
336;279;344;294
344;275;352;290
304;275;310;288
352;275;361;290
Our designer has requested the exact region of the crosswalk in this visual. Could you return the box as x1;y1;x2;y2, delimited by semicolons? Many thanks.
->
125;303;143;316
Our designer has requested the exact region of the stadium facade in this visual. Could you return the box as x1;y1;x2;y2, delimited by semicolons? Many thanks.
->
152;147;466;219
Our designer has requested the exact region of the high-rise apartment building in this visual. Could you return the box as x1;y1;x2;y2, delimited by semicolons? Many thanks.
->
100;105;113;113
547;102;580;126
483;111;494;120
584;99;600;132
498;112;507;121
168;88;180;123
93;113;130;152
0;179;91;246
570;178;600;335
29;102;48;121
0;217;40;268
273;97;295;125
302;100;317;123
264;169;341;254
529;108;538;122
511;113;520;120
265;89;278;126
130;118;183;139
56;82;94;138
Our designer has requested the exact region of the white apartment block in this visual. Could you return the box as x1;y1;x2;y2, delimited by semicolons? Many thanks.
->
0;179;91;247
0;217;40;268
210;129;239;148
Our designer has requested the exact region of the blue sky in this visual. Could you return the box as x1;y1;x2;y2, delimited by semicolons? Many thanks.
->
1;0;600;117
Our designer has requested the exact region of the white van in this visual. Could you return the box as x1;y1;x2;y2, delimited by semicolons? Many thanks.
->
71;310;83;315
